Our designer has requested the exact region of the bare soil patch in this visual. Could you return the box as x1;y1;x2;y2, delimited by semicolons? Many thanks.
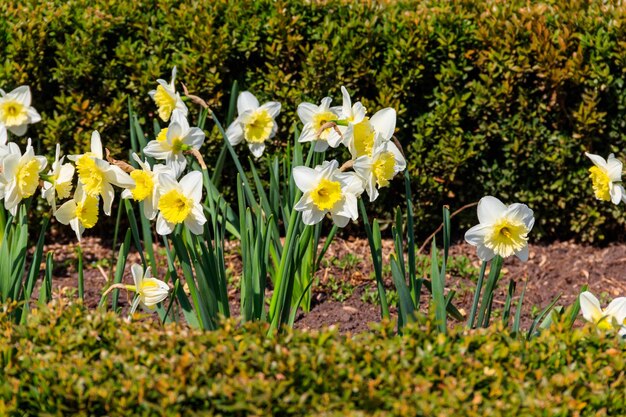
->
38;237;626;333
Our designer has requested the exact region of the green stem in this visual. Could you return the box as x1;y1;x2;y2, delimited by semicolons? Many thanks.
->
467;261;487;329
77;244;84;301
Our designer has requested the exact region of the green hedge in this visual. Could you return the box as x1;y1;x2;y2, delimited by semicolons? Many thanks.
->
1;302;625;416
1;0;625;241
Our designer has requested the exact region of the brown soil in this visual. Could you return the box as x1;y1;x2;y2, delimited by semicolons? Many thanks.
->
37;237;626;333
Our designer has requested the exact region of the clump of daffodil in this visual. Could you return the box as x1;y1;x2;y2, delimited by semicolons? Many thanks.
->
41;144;75;212
348;107;396;159
0;139;47;215
143;112;205;177
297;97;342;152
464;196;534;262
585;152;626;205
0;86;41;136
353;139;406;202
121;153;173;220
293;160;364;227
580;291;626;336
69;131;135;215
54;183;99;242
156;170;207;235
148;66;188;122
225;91;281;158
326;86;367;148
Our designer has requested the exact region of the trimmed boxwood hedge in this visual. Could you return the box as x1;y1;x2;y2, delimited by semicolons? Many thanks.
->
1;302;625;416
1;0;626;241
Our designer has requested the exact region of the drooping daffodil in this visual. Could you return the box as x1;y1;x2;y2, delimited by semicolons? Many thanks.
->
464;196;534;262
579;291;626;336
148;66;188;122
69;131;135;216
121;153;173;220
225;91;281;158
54;183;99;242
143;111;205;177
353;139;406;202
0;86;41;136
297;97;341;152
585;152;626;205
41;144;75;212
293;160;364;227
0;139;47;215
129;264;170;313
156;170;207;235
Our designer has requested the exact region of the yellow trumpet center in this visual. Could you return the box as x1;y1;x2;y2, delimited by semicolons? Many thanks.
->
372;151;396;188
75;195;99;229
310;178;342;211
16;159;41;197
352;118;375;158
484;217;529;258
54;177;72;199
0;100;28;127
589;166;612;201
157;127;168;143
159;189;193;224
243;109;274;144
154;85;176;122
311;111;337;141
76;154;105;196
130;170;154;201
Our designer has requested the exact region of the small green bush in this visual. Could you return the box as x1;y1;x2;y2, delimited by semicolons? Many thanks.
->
1;0;626;241
1;302;625;416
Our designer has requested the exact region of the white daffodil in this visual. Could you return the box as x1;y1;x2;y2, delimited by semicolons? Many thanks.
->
326;86;367;148
297;97;342;152
69;131;134;216
148;66;188;122
585;152;626;205
143;111;205;177
0;125;7;160
348;107;396;159
225;91;281;158
41;144;75;212
580;291;626;335
0;86;41;136
156;170;207;235
129;264;170;313
353;139;406;202
0;139;47;215
121;153;172;220
54;183;99;242
464;196;534;262
293;160;364;227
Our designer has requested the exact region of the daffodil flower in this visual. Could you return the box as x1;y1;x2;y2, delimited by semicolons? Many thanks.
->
69;131;135;216
156;170;207;235
143;111;205;177
293;160;364;227
585;152;625;205
225;91;281;158
129;264;170;313
121;153;173;220
297;97;341;152
353;139;406;202
0;86;41;136
326;86;367;148
148;66;188;122
348;107;396;159
0;139;47;215
54;183;99;242
580;291;626;336
464;196;534;262
41;144;75;212
0;125;7;159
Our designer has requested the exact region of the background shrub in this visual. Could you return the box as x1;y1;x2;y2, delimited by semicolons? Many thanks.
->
1;0;625;241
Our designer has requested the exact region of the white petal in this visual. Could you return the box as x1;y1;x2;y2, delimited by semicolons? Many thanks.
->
158;172;178;192
225;119;244;145
180;171;203;203
292;166;320;192
579;291;602;323
101;182;115;215
298;124;316;143
464;223;491;246
104;165;135;188
313;140;329;152
585;152;608;170
54;200;77;225
476;245;496;262
260;101;281;119
330;213;350;228
184;128;205;150
248;143;265;158
370;108;396;141
156;214;174;236
319;97;332;111
505;203;535;231
8;124;27;137
515;245;529;262
606;154;623;181
340;86;352;117
237;91;259;114
297;103;319;124
91;131;103;159
610;184;623;205
131;264;144;289
9;86;31;105
477;196;507;224
185;204;207;235
301;208;325;225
